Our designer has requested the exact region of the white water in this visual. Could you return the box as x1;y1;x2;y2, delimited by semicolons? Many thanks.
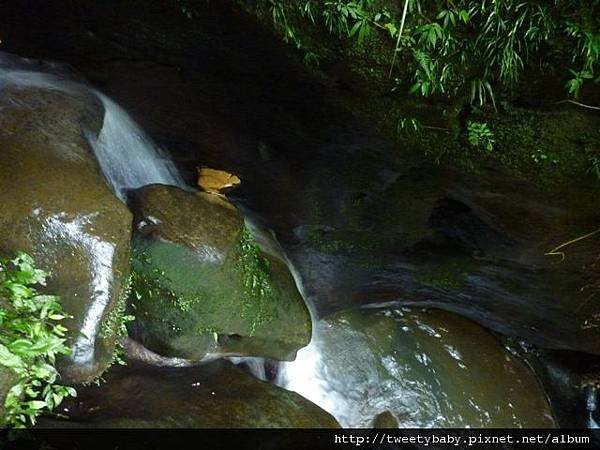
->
275;332;347;422
587;386;599;428
0;52;187;200
86;93;185;198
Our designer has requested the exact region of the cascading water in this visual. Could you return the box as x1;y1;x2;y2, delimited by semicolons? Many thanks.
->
274;330;346;422
85;93;185;199
0;52;187;200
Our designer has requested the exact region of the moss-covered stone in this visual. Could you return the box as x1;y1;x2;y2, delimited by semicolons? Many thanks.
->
127;185;311;361
0;85;132;383
41;360;339;428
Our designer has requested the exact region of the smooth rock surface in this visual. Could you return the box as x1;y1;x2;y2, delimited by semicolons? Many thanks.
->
278;306;556;428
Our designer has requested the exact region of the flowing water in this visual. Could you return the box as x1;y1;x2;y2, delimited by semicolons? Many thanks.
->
86;93;185;198
0;52;187;200
273;306;556;428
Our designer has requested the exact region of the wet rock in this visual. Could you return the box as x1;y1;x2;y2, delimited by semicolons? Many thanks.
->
512;347;600;428
278;307;556;428
43;360;339;428
0;85;132;383
372;411;399;428
127;185;311;361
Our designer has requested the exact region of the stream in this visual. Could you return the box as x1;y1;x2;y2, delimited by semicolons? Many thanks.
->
1;0;599;430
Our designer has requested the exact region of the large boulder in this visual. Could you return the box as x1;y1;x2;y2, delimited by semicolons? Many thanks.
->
42;360;339;428
127;185;311;361
278;306;556;428
0;82;132;383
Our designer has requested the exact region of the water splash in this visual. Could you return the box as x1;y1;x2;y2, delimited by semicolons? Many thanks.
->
275;332;350;423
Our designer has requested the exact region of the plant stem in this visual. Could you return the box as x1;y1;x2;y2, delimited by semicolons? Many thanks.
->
555;99;600;111
545;228;600;262
389;0;410;78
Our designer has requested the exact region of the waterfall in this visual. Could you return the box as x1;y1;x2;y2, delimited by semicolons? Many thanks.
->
0;52;188;368
0;52;187;200
274;332;346;421
86;93;186;199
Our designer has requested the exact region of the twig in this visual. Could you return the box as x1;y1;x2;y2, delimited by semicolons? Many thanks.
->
544;228;600;262
423;125;450;131
555;99;600;111
389;0;410;78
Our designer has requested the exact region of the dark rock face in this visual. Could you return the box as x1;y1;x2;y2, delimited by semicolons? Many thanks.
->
127;185;311;361
0;84;132;383
43;360;339;428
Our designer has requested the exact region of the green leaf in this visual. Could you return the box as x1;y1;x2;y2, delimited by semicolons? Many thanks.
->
27;400;48;410
0;343;25;370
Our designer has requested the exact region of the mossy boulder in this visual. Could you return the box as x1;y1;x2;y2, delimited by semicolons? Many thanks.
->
127;185;311;361
281;307;556;428
0;83;132;383
41;360;339;428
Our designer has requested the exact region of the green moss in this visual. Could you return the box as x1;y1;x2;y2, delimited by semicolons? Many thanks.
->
235;226;276;334
416;262;470;291
126;223;311;361
99;274;134;367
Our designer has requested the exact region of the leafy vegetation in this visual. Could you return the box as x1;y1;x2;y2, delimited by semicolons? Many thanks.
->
240;0;598;105
0;253;75;428
220;1;599;189
467;121;495;152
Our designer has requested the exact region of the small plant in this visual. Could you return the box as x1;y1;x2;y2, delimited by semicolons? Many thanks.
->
99;277;134;367
236;226;275;334
0;252;76;428
397;117;423;135
530;148;559;165
467;121;495;152
179;0;199;19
